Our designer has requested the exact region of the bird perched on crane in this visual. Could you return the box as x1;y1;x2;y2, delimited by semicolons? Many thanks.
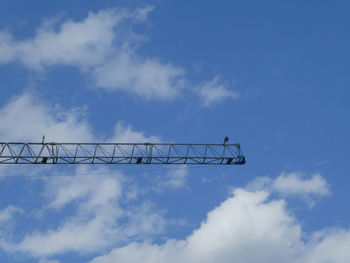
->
223;136;229;145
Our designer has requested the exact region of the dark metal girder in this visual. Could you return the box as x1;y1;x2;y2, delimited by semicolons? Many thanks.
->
0;142;246;165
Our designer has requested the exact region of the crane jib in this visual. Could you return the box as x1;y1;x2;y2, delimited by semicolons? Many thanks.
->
0;142;246;165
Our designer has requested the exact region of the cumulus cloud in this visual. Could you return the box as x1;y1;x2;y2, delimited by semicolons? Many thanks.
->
0;8;185;100
10;168;117;256
272;172;330;197
197;76;238;107
0;8;240;105
4;167;167;257
89;189;300;263
0;10;118;69
0;93;93;142
0;93;162;144
0;172;165;257
247;172;330;206
89;186;350;263
0;94;170;257
93;52;185;100
303;229;350;263
47;167;122;210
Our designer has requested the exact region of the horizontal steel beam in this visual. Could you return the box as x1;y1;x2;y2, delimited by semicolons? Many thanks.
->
0;142;246;165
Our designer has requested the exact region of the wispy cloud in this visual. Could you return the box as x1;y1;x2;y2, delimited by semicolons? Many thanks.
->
110;121;161;143
0;8;185;101
7;168;166;257
0;206;22;223
0;94;180;258
151;166;189;192
197;76;239;107
0;9;241;106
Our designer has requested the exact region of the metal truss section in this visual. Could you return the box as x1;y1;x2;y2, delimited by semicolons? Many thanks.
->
0;142;246;165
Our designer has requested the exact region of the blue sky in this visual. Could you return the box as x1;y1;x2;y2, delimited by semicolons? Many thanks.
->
0;1;349;262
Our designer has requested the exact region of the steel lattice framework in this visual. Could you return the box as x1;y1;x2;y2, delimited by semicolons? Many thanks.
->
0;142;246;165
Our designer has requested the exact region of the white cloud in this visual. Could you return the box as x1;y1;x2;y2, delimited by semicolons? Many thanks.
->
89;189;302;263
2;167;168;257
197;76;238;107
247;172;330;206
0;8;150;70
0;8;242;105
0;8;185;100
121;201;167;239
47;167;122;210
0;11;115;70
38;259;60;263
0;94;175;258
93;52;184;100
0;93;163;144
89;186;350;263
0;206;22;223
272;172;330;197
0;93;93;142
162;166;188;189
111;121;161;143
10;168;123;256
303;229;350;263
151;166;188;192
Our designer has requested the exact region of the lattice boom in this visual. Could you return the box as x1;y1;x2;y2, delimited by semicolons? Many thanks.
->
0;142;246;165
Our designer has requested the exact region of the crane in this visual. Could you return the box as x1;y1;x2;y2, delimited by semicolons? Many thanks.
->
0;142;246;165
